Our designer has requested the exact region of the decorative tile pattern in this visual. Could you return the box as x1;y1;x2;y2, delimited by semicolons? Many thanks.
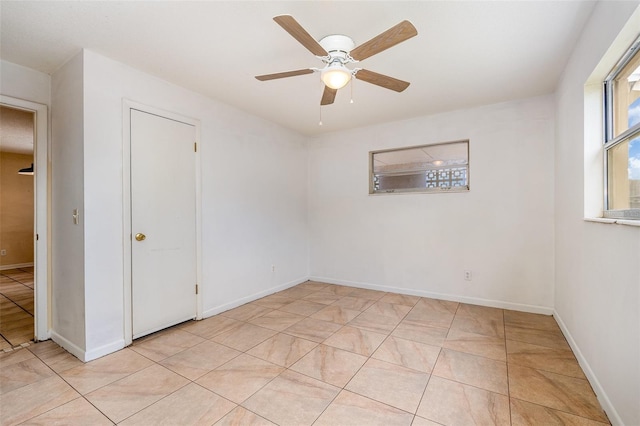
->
3;281;610;425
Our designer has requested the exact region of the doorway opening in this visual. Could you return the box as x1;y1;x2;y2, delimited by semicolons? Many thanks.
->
0;97;49;347
0;105;35;348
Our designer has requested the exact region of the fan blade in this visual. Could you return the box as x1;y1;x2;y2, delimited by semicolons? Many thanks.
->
321;86;337;105
273;15;328;57
255;69;314;81
350;20;417;61
355;69;410;92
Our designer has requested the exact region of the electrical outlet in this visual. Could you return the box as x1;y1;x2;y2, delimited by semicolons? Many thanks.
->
0;249;6;256
464;270;472;281
271;265;275;273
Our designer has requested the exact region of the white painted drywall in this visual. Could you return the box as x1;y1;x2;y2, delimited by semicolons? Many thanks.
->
0;60;50;106
79;50;308;358
308;96;555;312
50;52;87;355
554;2;640;425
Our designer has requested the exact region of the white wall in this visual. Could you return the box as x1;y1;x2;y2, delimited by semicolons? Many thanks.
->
309;96;555;312
554;2;640;425
50;52;86;353
79;50;308;359
0;60;50;106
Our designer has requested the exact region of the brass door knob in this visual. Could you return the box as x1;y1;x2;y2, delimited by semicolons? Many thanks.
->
135;233;146;241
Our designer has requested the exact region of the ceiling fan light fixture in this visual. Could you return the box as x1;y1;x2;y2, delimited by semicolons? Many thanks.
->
321;63;352;90
18;163;34;176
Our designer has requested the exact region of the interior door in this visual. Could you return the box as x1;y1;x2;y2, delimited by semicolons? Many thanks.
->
130;109;197;338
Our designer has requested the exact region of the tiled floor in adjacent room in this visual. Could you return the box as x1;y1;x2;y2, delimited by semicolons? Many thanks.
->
0;267;34;350
0;281;609;425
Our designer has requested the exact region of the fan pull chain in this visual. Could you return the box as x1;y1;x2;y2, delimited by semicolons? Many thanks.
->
350;78;354;104
319;105;323;126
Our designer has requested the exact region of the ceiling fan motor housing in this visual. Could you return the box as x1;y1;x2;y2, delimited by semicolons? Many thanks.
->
319;35;356;63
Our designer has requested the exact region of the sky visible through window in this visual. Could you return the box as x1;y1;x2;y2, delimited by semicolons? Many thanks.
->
629;97;640;180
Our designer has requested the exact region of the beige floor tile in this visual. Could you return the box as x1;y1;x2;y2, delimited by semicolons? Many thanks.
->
311;305;361;325
249;310;305;331
302;291;342;305
508;365;608;423
0;338;13;350
296;281;331;292
0;356;54;394
505;325;570;350
20;397;112;426
179;316;244;340
417;375;510;425
242;369;339;426
379;293;421;307
348;311;402;334
120;382;236;425
443;328;506;361
504;310;561;332
365;301;412;321
277;286;316;299
315;390;414;426
196;353;284;404
290;344;367;387
507;339;585;378
411;416;443;425
160;340;241;380
283;317;342;342
215;406;277;425
404;307;455;329
332;295;376;311
278;299;326;316
60;348;154;395
345;358;429;413
25;343;81;373
130;328;205;361
212;323;277;352
372;336;441;373
220;303;273;322
321;285;358;297
0;375;80;425
324;325;386;356
247;333;317;367
414;298;459;315
456;303;504;320
348;287;387;301
433;348;508;395
0;346;35;368
252;294;296;310
510;398;610;426
85;364;189;423
253;293;296;309
392;321;448;346
450;314;505;338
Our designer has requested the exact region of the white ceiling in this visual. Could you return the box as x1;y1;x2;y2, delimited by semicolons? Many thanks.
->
0;1;595;136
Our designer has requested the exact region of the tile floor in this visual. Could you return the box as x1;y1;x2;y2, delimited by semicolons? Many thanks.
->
0;267;34;349
0;281;610;425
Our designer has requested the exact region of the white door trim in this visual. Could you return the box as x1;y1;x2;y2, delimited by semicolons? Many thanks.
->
0;95;50;342
122;100;202;346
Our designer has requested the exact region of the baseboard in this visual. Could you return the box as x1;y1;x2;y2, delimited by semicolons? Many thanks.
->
553;311;621;426
309;276;554;315
50;331;125;362
201;276;309;319
0;262;34;271
49;330;87;362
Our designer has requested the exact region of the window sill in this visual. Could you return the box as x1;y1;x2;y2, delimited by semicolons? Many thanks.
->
584;217;640;227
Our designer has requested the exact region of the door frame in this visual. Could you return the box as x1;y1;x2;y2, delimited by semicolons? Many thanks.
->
0;95;50;342
122;100;203;346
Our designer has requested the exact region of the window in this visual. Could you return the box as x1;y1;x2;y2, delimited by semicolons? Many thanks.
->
603;35;640;219
370;140;469;194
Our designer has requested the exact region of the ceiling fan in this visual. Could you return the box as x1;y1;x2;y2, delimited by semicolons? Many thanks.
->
255;15;418;106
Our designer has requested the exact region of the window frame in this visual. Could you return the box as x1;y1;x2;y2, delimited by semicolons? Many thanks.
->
602;34;640;219
369;140;470;195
